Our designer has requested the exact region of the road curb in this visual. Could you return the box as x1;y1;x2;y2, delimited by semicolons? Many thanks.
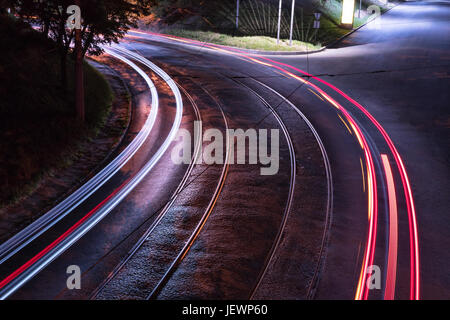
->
223;45;327;56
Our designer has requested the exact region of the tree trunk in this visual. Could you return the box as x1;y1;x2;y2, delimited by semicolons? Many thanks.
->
60;51;67;92
74;0;85;122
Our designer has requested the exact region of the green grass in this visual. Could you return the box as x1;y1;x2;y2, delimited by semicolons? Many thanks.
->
0;15;113;207
146;0;392;49
164;29;321;52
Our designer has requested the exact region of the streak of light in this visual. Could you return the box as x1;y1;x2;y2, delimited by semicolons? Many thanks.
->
0;47;184;300
360;157;366;193
381;154;398;300
308;88;325;101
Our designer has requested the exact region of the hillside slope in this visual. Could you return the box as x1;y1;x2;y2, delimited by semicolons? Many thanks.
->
141;0;392;46
0;15;113;206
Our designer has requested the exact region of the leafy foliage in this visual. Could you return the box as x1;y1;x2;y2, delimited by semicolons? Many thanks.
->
6;0;151;57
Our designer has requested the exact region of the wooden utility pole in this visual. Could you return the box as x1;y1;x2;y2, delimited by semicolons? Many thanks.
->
74;0;84;121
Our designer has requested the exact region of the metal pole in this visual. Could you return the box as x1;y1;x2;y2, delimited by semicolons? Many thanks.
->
289;0;295;46
277;0;282;45
359;0;362;18
236;0;240;29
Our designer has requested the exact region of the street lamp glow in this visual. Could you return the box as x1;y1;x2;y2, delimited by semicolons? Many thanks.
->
341;0;355;28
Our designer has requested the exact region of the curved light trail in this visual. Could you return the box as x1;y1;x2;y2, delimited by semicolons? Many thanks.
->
249;78;334;299
0;27;420;300
0;49;159;266
382;154;398;300
147;86;230;300
129;30;419;300
90;79;203;299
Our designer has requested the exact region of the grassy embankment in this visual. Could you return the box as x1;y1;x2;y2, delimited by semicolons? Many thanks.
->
0;16;113;207
164;29;321;52
145;0;391;51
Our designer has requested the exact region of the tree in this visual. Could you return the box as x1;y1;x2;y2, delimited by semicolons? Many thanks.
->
8;0;151;120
